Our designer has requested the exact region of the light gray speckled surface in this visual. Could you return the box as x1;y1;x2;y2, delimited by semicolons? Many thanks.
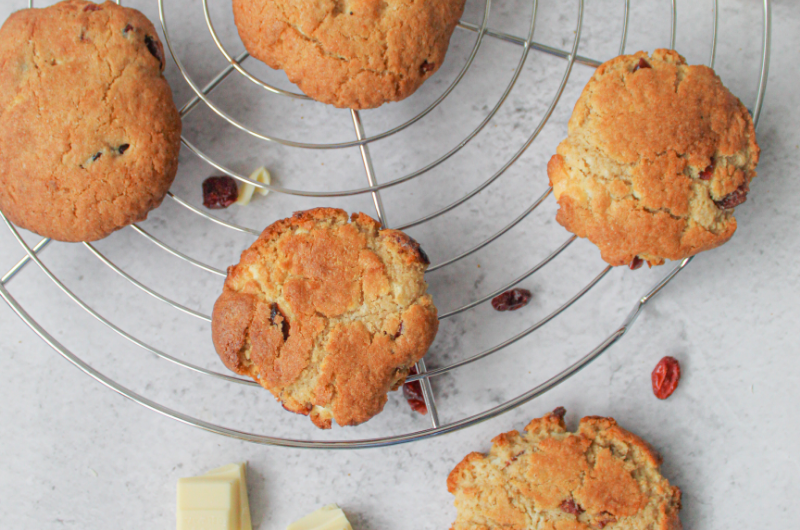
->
0;0;797;528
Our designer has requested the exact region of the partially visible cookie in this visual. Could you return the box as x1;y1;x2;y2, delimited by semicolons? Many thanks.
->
548;49;759;267
447;408;682;530
232;0;466;109
0;0;182;242
212;208;438;429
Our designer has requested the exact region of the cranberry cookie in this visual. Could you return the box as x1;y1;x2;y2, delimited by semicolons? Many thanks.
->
0;0;181;242
548;49;759;267
448;408;682;530
212;208;438;429
232;0;466;109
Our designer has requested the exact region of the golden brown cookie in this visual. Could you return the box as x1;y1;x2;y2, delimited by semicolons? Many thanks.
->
447;408;682;530
212;208;438;429
232;0;466;109
0;0;182;242
548;49;759;267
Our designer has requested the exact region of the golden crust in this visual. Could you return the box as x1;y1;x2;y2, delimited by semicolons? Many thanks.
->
548;49;759;266
231;0;466;109
0;0;182;242
447;409;682;530
211;207;438;428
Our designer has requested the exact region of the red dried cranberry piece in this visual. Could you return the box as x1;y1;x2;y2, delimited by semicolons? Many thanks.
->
633;57;651;72
118;144;130;154
714;183;749;209
403;366;428;415
699;161;715;180
652;356;681;399
420;60;435;74
394;322;403;339
202;176;238;209
503;450;525;468
123;24;134;34
144;35;164;69
560;499;585;516
551;406;567;420
83;4;101;12
269;303;290;341
491;288;532;311
629;257;644;270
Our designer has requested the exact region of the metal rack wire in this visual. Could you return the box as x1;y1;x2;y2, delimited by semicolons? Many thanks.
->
0;0;771;448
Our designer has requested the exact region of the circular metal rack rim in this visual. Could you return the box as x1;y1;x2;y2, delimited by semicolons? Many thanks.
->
1;0;772;449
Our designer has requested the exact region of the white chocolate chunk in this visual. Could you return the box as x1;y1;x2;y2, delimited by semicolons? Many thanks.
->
252;167;271;196
203;463;252;530
236;166;271;206
179;509;236;530
177;478;239;530
176;463;252;530
287;504;353;530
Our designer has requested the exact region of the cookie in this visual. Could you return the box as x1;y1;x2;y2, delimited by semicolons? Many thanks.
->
447;408;682;530
211;208;438;428
0;0;182;242
547;49;759;267
232;0;466;109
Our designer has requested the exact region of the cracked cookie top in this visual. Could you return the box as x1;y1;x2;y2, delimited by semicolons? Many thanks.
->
547;49;759;267
211;207;438;429
0;0;181;242
447;408;683;530
232;0;466;109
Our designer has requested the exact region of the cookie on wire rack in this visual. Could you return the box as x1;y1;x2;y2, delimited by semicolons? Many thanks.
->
447;408;682;530
212;208;438;429
231;0;466;109
0;0;182;242
548;49;759;267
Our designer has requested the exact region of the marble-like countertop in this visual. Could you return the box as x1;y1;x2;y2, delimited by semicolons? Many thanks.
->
1;0;797;528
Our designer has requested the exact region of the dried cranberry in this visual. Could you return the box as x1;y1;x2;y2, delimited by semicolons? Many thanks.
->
652;356;681;399
503;450;525;468
269;303;290;341
403;366;428;415
83;4;101;12
202;176;238;209
551;406;567;420
629;257;644;270
123;24;134;34
420;60;435;74
394;322;403;339
633;57;651;72
118;144;130;154
699;161;715;180
144;35;164;69
714;183;749;209
560;499;585;516
491;288;531;311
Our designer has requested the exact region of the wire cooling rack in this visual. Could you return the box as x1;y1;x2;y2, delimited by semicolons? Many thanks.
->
0;0;771;448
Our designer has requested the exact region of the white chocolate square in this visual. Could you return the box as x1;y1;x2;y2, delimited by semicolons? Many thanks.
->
287;504;353;530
